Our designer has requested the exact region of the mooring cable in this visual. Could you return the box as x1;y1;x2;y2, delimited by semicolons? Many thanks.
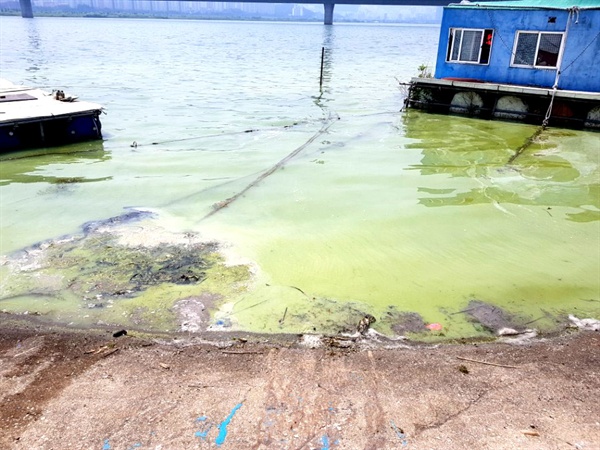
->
130;129;257;148
139;114;338;213
509;7;582;163
198;113;341;222
507;126;546;165
128;120;308;148
159;168;266;210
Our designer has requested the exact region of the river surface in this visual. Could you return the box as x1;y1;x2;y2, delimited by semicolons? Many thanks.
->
0;16;598;339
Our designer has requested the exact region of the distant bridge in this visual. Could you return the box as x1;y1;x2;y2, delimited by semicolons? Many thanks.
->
18;0;455;24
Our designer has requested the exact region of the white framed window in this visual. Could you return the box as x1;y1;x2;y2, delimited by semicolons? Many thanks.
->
511;31;564;68
446;28;494;64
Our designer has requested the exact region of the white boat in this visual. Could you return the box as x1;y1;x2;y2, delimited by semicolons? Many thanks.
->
0;79;103;151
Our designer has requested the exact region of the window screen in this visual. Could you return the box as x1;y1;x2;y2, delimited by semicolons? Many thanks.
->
447;28;494;64
537;33;562;66
514;32;538;66
459;30;483;62
512;31;563;68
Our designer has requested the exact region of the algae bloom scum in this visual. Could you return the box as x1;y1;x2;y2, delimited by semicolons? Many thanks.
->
0;17;598;341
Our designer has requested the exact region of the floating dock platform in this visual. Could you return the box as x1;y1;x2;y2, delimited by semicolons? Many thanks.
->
0;80;103;151
405;78;600;130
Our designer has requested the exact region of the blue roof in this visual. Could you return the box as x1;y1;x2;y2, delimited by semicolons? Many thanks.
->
448;0;600;10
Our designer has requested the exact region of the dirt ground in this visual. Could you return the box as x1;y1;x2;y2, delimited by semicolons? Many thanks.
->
0;320;598;450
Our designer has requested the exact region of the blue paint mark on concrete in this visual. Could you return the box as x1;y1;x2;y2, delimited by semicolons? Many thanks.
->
194;417;212;440
390;420;408;447
195;429;210;439
321;435;330;450
102;439;111;450
215;403;242;446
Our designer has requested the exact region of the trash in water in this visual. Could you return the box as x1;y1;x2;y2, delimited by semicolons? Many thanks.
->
357;314;376;334
426;322;443;331
462;300;526;334
387;309;427;335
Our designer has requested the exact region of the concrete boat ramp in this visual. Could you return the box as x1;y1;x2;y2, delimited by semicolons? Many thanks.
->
0;324;598;450
0;79;103;151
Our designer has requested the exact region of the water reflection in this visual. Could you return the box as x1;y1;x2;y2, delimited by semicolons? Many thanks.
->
25;20;46;77
313;26;335;110
402;111;599;221
0;141;111;186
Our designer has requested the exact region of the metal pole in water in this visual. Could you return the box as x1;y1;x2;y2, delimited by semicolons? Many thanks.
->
320;47;325;90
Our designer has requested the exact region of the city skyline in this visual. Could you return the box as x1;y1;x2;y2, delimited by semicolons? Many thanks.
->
0;0;443;22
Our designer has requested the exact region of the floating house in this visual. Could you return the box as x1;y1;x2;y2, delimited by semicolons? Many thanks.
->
406;0;600;129
0;79;103;151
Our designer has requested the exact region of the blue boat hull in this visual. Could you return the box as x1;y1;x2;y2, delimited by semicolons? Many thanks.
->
0;110;103;151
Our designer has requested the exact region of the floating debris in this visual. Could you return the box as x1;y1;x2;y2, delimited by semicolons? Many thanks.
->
0;209;252;331
462;300;526;335
81;208;156;235
357;314;376;335
299;334;324;349
568;315;600;331
426;322;443;331
386;309;427;335
173;294;221;333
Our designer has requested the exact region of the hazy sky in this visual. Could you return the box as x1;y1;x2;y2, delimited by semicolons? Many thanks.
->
300;4;441;20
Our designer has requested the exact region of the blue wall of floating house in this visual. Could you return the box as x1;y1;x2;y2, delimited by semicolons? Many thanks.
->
433;6;600;92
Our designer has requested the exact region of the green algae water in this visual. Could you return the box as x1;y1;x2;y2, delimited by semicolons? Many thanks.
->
1;17;598;340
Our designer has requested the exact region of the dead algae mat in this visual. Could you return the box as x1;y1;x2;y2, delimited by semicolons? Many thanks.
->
0;322;598;450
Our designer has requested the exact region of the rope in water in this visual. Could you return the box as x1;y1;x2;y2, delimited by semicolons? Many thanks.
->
508;7;584;163
507;126;546;165
129;121;306;148
542;7;577;128
199;113;341;222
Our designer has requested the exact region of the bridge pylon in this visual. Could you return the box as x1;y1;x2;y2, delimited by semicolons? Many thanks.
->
19;0;33;17
324;2;335;25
